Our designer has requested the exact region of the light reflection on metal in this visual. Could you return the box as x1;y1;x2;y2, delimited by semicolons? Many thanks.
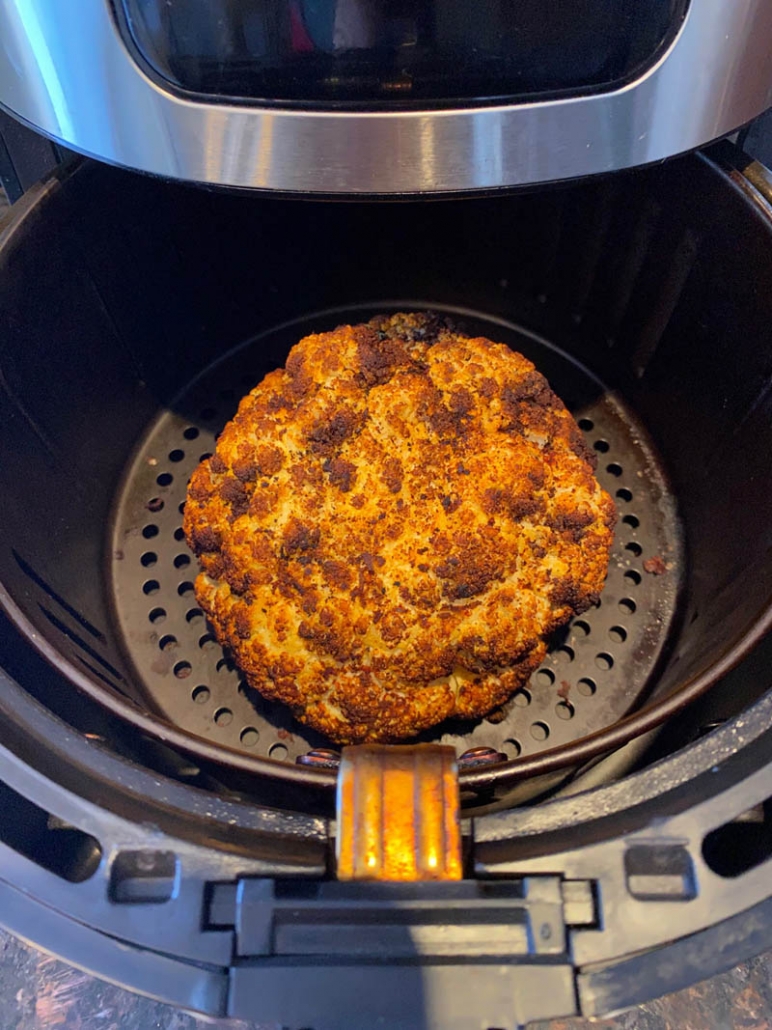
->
336;744;462;881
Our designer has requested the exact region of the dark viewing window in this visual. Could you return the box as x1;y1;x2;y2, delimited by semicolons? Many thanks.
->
117;0;689;106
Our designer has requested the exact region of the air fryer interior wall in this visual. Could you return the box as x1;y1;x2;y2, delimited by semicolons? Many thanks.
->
1;147;772;812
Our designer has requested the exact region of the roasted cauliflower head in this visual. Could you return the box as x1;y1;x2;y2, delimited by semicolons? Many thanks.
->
184;313;616;744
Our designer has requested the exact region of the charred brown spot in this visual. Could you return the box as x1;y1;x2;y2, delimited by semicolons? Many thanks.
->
256;445;283;476
282;518;321;555
290;462;324;489
266;392;293;412
502;371;555;408
435;551;496;600
483;488;540;521
547;507;595;539
308;410;361;457
381;456;403;494
190;524;221;553
233;608;252;639
187;474;211;502
233;458;259;483
209;454;227;475
449;387;473;415
323;457;357;493
249;490;274;517
567;422;597;467
219;476;249;518
380;611;406;644
550;577;595;612
322;560;353;591
355;326;409;386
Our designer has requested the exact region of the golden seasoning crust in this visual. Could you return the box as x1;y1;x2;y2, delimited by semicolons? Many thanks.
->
183;312;617;744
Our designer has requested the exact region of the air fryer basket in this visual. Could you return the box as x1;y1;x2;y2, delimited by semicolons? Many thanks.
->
1;144;771;805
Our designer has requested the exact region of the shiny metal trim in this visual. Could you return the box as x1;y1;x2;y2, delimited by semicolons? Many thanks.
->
0;0;771;195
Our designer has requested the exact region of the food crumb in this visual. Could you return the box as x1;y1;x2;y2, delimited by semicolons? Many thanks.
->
643;556;667;575
557;680;572;700
485;705;508;724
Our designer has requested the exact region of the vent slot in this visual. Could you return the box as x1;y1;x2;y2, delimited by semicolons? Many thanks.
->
703;800;772;879
0;778;102;883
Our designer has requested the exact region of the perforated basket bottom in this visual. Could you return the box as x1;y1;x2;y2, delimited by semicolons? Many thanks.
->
108;304;683;766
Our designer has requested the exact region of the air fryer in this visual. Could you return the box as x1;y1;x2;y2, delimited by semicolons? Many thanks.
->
1;0;772;1024
0;135;771;1027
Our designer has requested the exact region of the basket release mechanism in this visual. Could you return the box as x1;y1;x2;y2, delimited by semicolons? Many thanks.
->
336;744;462;881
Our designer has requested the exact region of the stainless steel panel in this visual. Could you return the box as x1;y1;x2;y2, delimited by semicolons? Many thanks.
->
0;0;770;193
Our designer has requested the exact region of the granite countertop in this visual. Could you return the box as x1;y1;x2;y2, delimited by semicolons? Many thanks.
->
1;928;770;1030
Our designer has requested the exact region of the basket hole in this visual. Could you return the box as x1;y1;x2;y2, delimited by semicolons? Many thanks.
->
177;581;195;596
199;452;213;463
240;727;260;747
534;669;554;688
577;678;597;697
168;449;185;463
156;472;173;487
173;661;192;679
174;527;185;542
159;635;178;652
595;652;614;671
217;656;236;674
174;553;191;569
619;598;637;615
573;620;591;637
183;426;200;440
609;626;628;644
192;685;210;704
146;497;164;513
503;738;521;758
178;501;186;515
142;524;159;539
143;580;160;596
269;743;289;760
186;608;204;623
555;701;575;720
625;542;643;557
530;721;550;742
593;439;610;453
577;418;594;431
513;688;532;707
199;633;217;651
556;645;574;664
622;514;640;529
140;552;157;568
616;487;633;502
624;570;642;586
214;707;233;726
148;607;166;624
606;463;623;477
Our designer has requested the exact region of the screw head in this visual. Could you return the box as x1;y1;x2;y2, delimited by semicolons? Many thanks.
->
296;748;341;770
458;746;507;769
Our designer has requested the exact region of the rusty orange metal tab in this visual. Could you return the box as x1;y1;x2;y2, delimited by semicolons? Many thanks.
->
336;744;462;881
